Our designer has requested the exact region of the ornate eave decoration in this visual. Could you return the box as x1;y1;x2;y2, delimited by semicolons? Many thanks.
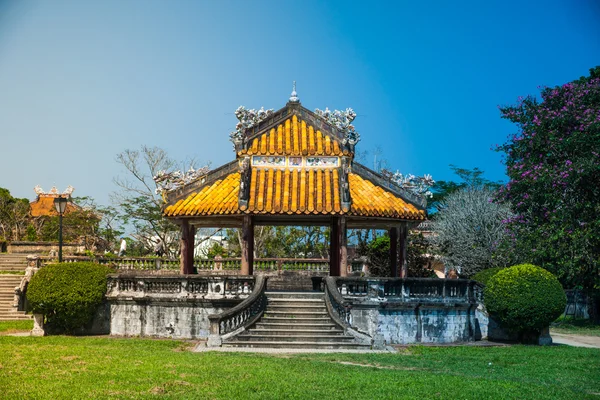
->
154;166;211;195
33;185;74;197
229;106;275;152
313;107;360;151
380;169;435;200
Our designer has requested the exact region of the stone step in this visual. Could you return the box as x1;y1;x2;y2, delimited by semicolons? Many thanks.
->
256;322;338;329
246;329;344;336
222;341;370;349
265;291;324;300
268;298;323;303
261;316;333;323
264;311;329;318
266;305;327;312
234;334;354;343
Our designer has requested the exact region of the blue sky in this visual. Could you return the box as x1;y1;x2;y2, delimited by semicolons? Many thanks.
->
0;0;598;205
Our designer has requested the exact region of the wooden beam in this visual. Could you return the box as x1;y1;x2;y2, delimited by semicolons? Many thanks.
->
390;226;399;278
241;215;254;275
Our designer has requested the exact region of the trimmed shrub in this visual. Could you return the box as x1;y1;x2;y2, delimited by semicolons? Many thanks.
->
26;262;113;333
472;267;504;286
484;263;566;341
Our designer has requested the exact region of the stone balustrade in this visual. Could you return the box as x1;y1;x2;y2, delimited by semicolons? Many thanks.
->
207;276;268;346
106;275;255;300
335;277;483;304
325;277;485;346
37;255;330;273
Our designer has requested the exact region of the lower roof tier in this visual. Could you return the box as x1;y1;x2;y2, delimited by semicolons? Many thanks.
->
164;168;425;220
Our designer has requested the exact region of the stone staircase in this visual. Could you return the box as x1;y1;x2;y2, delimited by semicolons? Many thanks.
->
0;254;32;321
223;291;371;350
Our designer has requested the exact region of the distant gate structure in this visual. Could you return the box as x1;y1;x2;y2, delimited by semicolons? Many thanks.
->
158;87;427;276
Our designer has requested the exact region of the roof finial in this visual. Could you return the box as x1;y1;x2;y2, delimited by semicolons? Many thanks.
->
289;81;299;103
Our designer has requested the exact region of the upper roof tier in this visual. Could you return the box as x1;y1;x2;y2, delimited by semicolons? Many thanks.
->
160;99;427;222
239;116;345;157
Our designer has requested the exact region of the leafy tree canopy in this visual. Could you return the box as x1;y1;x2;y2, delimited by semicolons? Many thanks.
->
0;188;29;241
428;165;501;214
497;66;600;290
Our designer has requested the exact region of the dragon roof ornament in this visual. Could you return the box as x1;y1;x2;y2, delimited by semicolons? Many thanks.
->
381;170;435;199
229;106;274;148
34;185;74;196
153;166;211;195
313;107;360;146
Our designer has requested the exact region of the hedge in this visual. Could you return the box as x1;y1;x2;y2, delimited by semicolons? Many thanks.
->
26;262;113;333
472;267;504;286
484;263;566;340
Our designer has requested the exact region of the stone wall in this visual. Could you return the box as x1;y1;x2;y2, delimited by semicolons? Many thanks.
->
109;299;239;339
105;275;252;339
349;303;478;344
7;241;85;255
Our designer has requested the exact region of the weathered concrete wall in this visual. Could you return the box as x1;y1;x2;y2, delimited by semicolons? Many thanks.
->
109;299;240;339
349;302;480;345
7;241;85;255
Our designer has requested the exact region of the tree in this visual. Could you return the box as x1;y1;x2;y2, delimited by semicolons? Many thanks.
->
113;145;210;256
497;66;600;291
224;226;330;259
428;165;502;214
0;188;30;241
406;232;437;278
429;186;516;277
36;196;118;251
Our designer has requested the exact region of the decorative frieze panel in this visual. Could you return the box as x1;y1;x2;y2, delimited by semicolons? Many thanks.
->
251;156;339;168
252;156;285;167
306;156;338;167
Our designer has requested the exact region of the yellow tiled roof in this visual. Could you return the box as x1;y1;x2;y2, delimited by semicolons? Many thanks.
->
240;115;345;157
164;173;240;216
348;173;426;219
164;169;425;220
243;168;342;214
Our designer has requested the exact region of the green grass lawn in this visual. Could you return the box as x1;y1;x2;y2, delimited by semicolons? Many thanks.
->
551;317;600;337
1;336;599;399
0;320;33;333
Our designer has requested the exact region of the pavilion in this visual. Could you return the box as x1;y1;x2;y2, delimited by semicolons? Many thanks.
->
158;87;427;277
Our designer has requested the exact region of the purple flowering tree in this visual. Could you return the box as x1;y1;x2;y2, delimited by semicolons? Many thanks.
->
497;66;600;294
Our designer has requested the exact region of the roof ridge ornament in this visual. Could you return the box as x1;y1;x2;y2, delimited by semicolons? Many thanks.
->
154;166;211;195
289;81;299;103
34;185;74;196
314;107;360;148
229;106;274;152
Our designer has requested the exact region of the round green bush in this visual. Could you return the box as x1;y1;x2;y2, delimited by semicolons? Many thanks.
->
472;267;504;286
26;262;114;333
484;264;566;338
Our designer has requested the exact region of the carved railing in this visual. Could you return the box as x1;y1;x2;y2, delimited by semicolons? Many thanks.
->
324;277;352;328
334;277;483;304
38;255;329;273
207;276;268;346
39;255;181;271
106;275;255;299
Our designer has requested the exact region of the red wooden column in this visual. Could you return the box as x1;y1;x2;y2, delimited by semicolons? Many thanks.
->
241;215;254;275
339;217;348;277
389;226;399;277
180;220;195;275
188;225;196;272
329;217;341;276
399;224;408;278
